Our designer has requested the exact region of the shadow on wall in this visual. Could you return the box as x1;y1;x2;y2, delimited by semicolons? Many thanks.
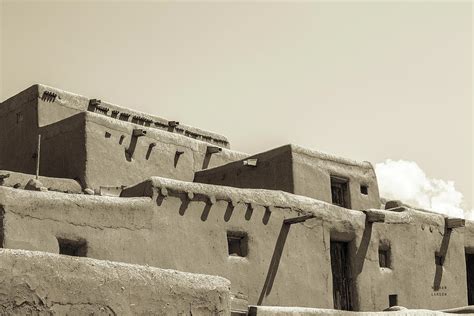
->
0;206;4;248
433;227;452;291
257;222;291;305
257;214;315;305
353;220;373;277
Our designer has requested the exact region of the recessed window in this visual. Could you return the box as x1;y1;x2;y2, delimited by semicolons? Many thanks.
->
227;231;248;257
57;238;87;257
379;243;391;268
360;185;368;195
331;176;350;208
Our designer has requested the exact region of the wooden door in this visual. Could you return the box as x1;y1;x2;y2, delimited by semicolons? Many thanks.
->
330;241;353;310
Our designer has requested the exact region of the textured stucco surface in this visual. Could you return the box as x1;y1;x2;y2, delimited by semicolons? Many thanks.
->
0;85;471;314
0;84;246;190
195;144;381;211
0;170;82;193
0;86;39;175
83;112;247;190
32;83;230;147
0;248;230;315
1;178;471;311
248;305;474;315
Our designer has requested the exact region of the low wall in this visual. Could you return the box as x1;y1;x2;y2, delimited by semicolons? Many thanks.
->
248;306;474;315
0;248;230;315
0;170;83;193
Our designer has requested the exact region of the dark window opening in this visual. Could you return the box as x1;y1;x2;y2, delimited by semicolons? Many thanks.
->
360;185;368;195
389;294;398;307
227;231;248;257
105;131;111;138
331;176;350;208
57;238;87;257
466;252;474;305
379;244;391;268
330;241;353;311
435;253;444;266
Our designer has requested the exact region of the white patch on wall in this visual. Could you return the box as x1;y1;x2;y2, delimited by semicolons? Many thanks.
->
375;159;467;219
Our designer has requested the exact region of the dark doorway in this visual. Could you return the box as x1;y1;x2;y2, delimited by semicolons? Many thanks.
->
330;241;353;310
466;252;474;305
331;176;350;208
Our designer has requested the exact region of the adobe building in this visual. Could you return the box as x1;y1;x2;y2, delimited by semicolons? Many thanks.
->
194;144;381;210
0;85;473;315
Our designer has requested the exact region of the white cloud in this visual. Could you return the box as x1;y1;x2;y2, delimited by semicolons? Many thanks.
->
375;159;467;219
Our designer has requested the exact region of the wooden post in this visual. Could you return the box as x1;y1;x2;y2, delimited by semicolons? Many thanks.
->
283;214;315;225
36;134;41;179
446;217;465;229
364;210;386;223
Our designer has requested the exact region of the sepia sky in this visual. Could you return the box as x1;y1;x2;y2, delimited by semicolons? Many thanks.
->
1;1;472;212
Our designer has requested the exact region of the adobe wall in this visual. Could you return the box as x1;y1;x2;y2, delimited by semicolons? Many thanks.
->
0;86;39;174
0;248;230;315
194;145;294;192
3;84;230;147
248;306;474;315
0;180;471;312
0;85;243;189
39;113;88;185
83;112;247;189
195;145;380;210
291;145;380;210
0;170;82;193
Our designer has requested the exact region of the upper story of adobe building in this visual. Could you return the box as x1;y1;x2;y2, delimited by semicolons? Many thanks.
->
0;84;381;210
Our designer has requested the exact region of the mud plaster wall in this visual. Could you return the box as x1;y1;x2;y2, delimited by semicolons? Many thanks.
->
33;84;230;147
39;114;87;185
351;211;467;311
194;146;294;192
0;248;230;315
0;186;328;310
1;181;471;311
83;113;247;190
291;147;380;210
0;170;82;193
195;145;380;211
0;86;39;174
248;306;455;316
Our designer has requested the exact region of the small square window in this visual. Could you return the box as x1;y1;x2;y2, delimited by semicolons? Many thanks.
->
227;231;248;257
360;185;368;195
57;238;87;257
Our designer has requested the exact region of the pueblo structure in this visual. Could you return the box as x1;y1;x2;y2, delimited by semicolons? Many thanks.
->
0;84;473;315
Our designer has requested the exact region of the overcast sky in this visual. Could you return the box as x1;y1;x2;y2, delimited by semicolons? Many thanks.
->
1;1;472;212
